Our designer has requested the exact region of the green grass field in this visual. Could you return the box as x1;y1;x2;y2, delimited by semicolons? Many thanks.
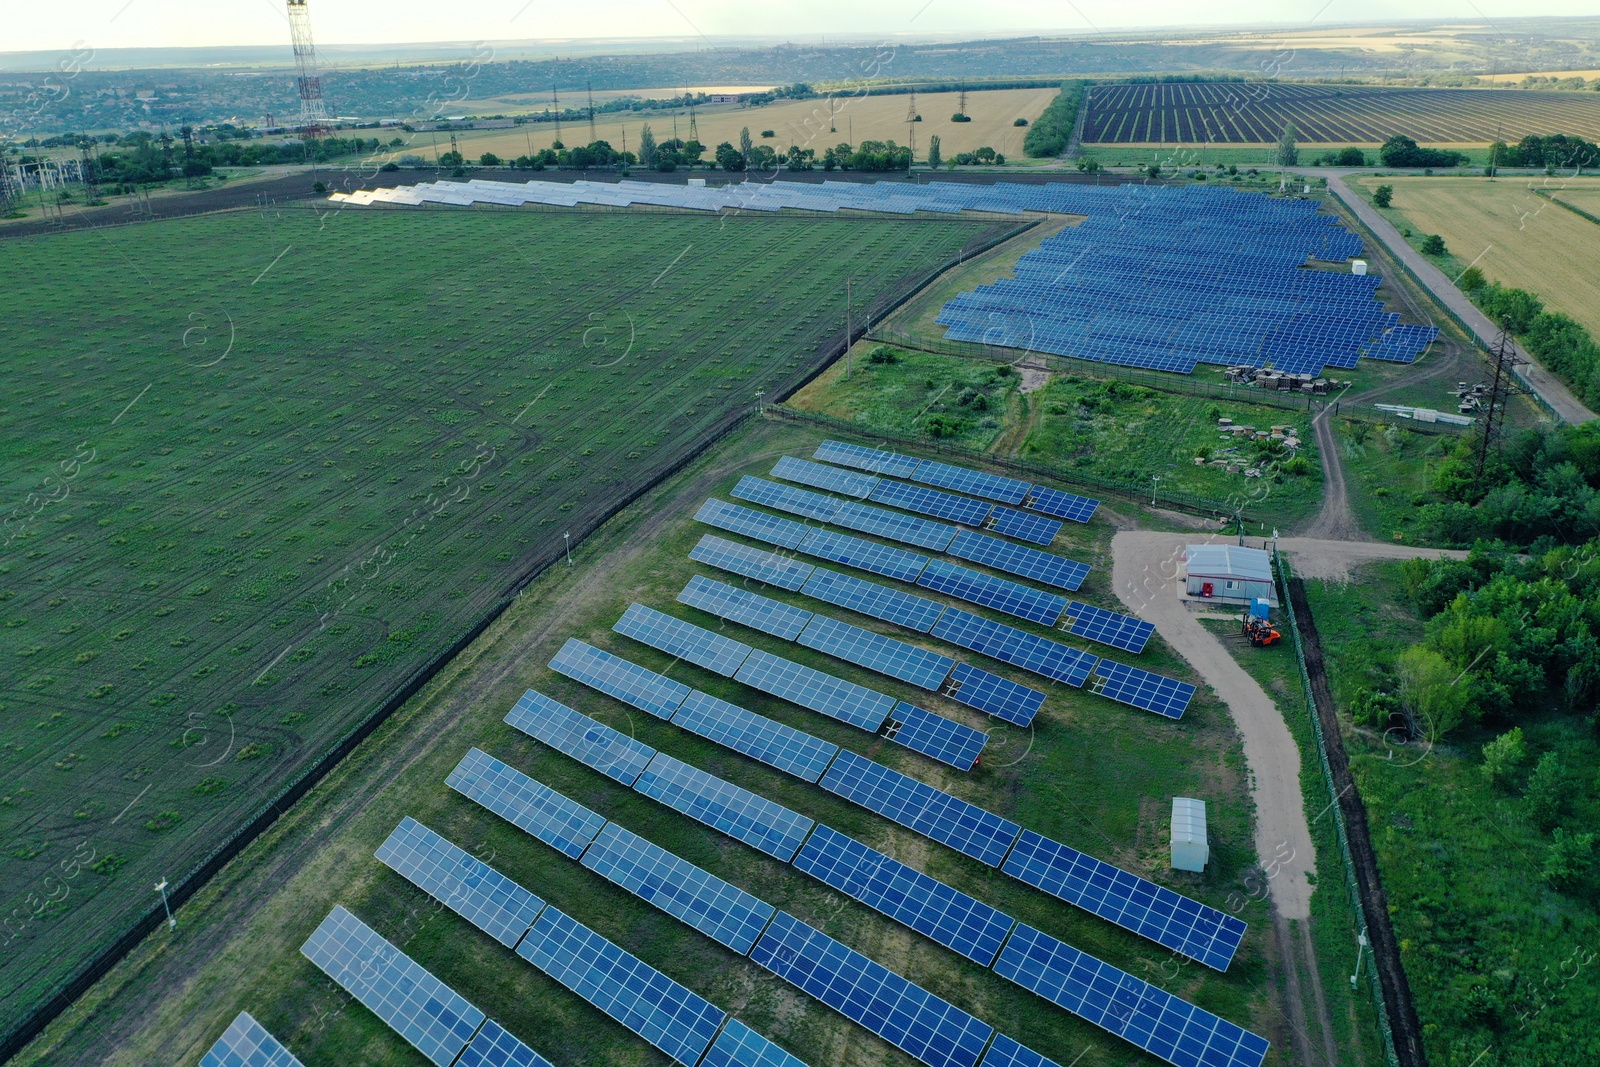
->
0;204;1013;1044
18;419;1284;1066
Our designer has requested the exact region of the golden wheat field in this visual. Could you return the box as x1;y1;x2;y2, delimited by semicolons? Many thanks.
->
1355;175;1600;335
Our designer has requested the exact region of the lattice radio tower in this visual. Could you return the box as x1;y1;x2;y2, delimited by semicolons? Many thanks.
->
1475;319;1526;479
285;1;330;137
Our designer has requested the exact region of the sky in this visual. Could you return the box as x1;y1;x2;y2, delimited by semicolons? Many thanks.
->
5;0;1596;56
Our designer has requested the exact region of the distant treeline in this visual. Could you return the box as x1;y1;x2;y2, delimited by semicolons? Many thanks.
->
78;133;384;186
1491;134;1600;169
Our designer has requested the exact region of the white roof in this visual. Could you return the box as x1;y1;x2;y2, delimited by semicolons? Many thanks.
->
1185;543;1273;582
1171;797;1207;843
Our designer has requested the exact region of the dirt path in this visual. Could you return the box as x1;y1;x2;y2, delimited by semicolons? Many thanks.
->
1299;403;1363;542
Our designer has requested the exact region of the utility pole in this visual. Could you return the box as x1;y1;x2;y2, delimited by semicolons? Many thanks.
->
155;879;175;930
563;532;572;567
552;85;562;144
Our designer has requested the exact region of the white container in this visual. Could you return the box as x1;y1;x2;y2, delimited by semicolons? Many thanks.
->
1171;797;1209;872
1352;259;1368;275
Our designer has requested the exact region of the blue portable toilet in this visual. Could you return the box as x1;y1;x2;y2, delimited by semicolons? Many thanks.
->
1249;598;1271;621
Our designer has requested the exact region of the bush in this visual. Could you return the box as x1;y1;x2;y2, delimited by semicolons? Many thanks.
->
1480;727;1527;788
1542;828;1596;890
760;130;775;138
1421;234;1447;256
950;113;972;123
1458;266;1485;291
867;346;898;365
1524;752;1566;830
1373;184;1394;208
1013;118;1029;126
1380;135;1467;169
478;152;501;166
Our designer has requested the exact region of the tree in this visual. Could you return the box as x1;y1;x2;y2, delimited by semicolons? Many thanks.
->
638;124;656;168
926;134;941;170
1542;828;1596;890
478;152;501;166
1396;645;1473;737
739;126;753;166
1421;234;1447;255
1334;146;1365;166
1077;156;1102;173
1458;266;1486;291
1524;752;1566;830
1276;123;1299;166
1373;184;1394;208
437;150;463;168
714;141;745;171
1147;163;1161;179
1380;134;1467;169
760;129;775;138
1014;117;1029;126
1480;726;1527;787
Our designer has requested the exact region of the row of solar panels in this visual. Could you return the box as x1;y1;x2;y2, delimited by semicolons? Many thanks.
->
496;694;1266;1067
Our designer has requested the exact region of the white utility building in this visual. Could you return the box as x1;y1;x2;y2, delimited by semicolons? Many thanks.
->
1171;797;1210;872
1184;543;1278;607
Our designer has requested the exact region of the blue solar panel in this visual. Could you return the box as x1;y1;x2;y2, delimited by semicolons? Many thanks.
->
883;702;987;771
918;559;1067;626
993;924;1269;1067
732;475;842;522
1002;829;1246;971
814;439;922;478
910;458;1031;505
549;638;691;720
517;906;726;1067
695;498;811;550
200;1013;304;1067
1026;486;1099;523
831;499;958;552
980;1035;1063;1067
581;822;777;954
798;527;929;583
700;1019;808;1067
634;752;815;862
749;911;994;1067
819;750;1021;866
447;748;607;860
946;530;1090;592
671;689;840;783
868;478;994;526
797;614;956;690
457;1020;557;1067
1059;601;1156;654
690;534;815;591
504;689;657;786
376;817;546;948
1088;659;1197;719
614;603;754;677
772;454;878;498
792;825;1014;965
678;575;814;641
800;566;948;633
943;662;1045;727
987;506;1062;546
932;608;1098;686
301;907;484;1067
734;648;896;732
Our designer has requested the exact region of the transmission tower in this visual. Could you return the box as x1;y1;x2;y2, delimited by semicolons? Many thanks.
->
586;81;597;143
958;85;968;118
285;0;329;136
552;86;561;143
687;83;699;143
906;91;917;160
1475;320;1526;479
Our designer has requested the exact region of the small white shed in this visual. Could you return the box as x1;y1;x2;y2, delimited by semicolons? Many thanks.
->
1184;543;1278;607
1171;797;1209;873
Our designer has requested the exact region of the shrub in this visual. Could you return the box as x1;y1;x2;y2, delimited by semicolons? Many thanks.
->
1542;828;1596;890
1373;184;1394;208
1421;234;1447;256
1524;752;1566;830
1479;727;1527;788
760;129;775;138
867;346;898;365
1014;117;1029;126
1458;266;1485;291
950;113;972;123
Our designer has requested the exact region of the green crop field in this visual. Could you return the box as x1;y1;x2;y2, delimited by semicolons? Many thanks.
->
0;203;1014;1046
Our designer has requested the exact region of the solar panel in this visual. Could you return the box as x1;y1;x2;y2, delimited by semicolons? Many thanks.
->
504;689;657;786
671;689;840;783
918;559;1067;626
831;500;957;552
517;906;726;1067
979;1035;1063;1067
798;527;929;583
932;608;1098;686
581;822;776;954
549;638;691;720
734;648;895;732
749;911;993;1067
614;603;754;677
457;1020;557;1067
1002;829;1246;970
993;924;1269;1067
1059;602;1156;655
695;498;811;550
301;907;484;1067
771;455;878;498
700;1019;808;1067
634;752;815;861
678;575;814;641
792;825;1014;965
946;530;1090;592
819;750;1020;866
882;702;987;771
200;1013;304;1067
376;817;546;949
1026;485;1100;523
987;506;1063;546
910;458;1031;505
797;614;955;690
731;475;843;522
868;478;994;526
447;748;607;860
690;534;814;592
814;439;922;478
800;566;947;633
943;662;1045;727
1088;660;1197;719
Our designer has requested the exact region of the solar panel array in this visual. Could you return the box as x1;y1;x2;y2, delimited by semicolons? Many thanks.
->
732;475;843;522
200;1012;304;1067
986;506;1062;546
504;689;657;786
820;750;1021;867
980;1035;1063;1067
918;558;1068;626
673;689;840;782
832;499;958;552
1026;486;1099;523
376;817;546;948
696;498;810;550
797;614;956;691
771;454;878;498
636;752;816;861
912;458;1032;504
690;534;814;591
458;1020;557;1067
550;638;691;720
1089;659;1198;719
615;602;753;676
797;526;929;583
680;575;814;641
301;907;485;1067
800;566;947;632
944;662;1046;727
1059;601;1157;655
701;1020;810;1067
814;438;923;478
883;701;988;771
734;648;895;732
933;608;1099;686
868;478;994;526
946;530;1090;592
448;747;608;859
1002;829;1246;971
